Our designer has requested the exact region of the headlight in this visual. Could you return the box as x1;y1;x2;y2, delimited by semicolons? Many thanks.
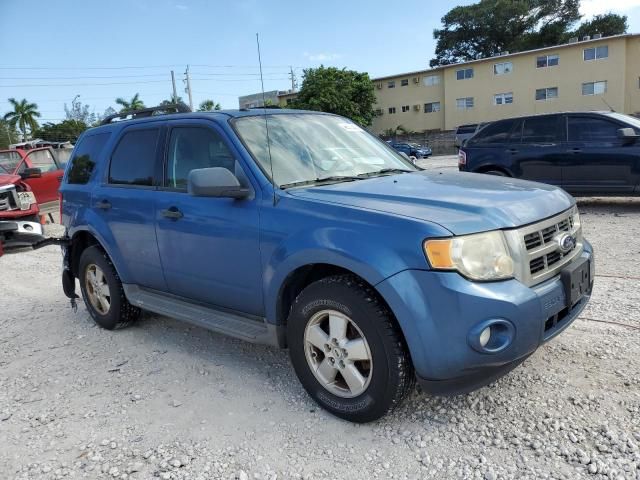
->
424;231;514;281
572;208;581;230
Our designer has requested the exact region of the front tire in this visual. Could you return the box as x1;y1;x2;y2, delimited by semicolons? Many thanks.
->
78;246;140;330
288;275;415;422
484;169;508;176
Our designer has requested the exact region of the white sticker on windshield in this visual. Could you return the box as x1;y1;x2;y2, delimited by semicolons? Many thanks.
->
339;123;363;132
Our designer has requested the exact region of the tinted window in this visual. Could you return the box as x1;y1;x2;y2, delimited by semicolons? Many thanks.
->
568;117;619;142
469;119;519;145
166;127;235;189
67;133;110;185
457;124;478;135
0;151;22;173
109;129;159;186
521;116;563;143
26;150;58;172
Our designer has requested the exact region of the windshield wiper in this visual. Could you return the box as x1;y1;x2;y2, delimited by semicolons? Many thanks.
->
280;175;363;189
357;168;414;178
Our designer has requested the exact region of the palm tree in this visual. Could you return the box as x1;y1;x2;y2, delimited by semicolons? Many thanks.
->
3;98;41;139
115;93;145;113
198;99;221;111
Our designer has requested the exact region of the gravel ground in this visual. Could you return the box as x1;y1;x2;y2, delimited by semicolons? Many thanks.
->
1;156;639;480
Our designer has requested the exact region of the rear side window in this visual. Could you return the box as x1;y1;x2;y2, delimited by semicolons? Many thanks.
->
469;119;518;145
109;128;160;186
456;125;478;135
67;133;110;185
521;116;563;143
568;116;619;142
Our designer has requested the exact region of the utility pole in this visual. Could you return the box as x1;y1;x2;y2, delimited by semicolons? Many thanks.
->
184;65;194;111
289;66;297;92
171;70;178;103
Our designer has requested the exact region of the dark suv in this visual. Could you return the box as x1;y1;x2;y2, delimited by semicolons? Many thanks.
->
458;111;640;195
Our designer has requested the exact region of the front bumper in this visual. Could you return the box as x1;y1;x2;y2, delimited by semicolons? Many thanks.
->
376;240;594;395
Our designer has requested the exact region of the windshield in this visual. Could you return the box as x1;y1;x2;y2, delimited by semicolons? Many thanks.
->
233;113;416;188
606;112;640;130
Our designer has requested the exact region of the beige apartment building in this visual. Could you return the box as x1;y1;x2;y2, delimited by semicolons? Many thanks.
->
371;33;640;134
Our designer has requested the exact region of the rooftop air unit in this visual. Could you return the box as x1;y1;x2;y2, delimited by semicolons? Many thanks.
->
593;33;603;39
583;35;591;41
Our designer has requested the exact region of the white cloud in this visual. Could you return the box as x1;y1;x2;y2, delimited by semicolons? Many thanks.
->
580;0;640;18
303;52;343;62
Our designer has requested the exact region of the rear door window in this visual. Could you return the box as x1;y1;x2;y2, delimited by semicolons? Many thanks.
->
521;116;564;143
109;128;160;186
67;133;111;184
468;119;519;145
568;116;619;142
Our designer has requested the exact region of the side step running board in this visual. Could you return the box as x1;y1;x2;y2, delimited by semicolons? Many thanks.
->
123;285;281;347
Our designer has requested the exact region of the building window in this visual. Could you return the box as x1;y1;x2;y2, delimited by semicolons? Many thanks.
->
424;102;441;113
536;54;559;68
423;75;441;86
400;79;409;87
374;108;383;116
494;92;513;105
493;62;513;75
401;105;410;112
584;45;608;61
582;81;607;96
456;68;474;80
535;87;559;101
388;107;396;114
456;97;474;110
387;80;395;88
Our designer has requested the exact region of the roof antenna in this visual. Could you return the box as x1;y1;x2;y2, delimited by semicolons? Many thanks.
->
256;33;277;205
601;96;615;112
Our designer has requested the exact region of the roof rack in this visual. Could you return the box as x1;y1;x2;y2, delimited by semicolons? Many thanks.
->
248;105;281;110
100;102;191;125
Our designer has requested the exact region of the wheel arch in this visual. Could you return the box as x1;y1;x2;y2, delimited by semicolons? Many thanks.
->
474;165;513;176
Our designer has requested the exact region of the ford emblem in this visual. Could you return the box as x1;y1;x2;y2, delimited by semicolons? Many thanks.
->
556;233;576;253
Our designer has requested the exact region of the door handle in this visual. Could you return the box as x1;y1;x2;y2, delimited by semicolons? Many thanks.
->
161;207;183;220
95;200;111;210
508;148;519;154
569;148;582;154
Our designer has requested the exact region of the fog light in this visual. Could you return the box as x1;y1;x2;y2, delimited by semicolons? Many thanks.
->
479;327;491;347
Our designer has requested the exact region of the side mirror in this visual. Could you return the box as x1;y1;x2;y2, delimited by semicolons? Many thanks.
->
188;167;250;199
20;167;42;179
618;127;639;144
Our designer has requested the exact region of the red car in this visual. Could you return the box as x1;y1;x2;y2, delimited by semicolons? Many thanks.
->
0;169;40;224
0;147;68;214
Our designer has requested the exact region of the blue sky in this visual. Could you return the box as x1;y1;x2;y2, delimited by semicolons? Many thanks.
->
1;0;640;123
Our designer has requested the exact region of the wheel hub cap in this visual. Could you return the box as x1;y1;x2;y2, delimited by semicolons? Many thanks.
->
304;310;373;398
85;264;111;315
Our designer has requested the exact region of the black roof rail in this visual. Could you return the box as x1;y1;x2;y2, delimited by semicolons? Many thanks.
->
248;105;281;110
100;102;191;125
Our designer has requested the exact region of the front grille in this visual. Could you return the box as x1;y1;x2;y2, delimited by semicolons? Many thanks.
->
506;207;583;287
0;187;18;212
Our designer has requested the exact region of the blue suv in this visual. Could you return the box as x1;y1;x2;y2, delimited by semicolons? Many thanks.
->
60;106;594;422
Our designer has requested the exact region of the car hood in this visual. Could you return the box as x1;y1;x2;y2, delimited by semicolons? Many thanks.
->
0;173;20;186
287;171;573;235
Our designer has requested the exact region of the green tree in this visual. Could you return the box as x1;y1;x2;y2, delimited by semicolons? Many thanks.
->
0;119;19;149
289;66;376;126
33;119;88;143
3;98;41;140
198;99;221;111
430;0;581;66
573;13;628;40
64;96;97;124
115;93;145;113
160;93;185;106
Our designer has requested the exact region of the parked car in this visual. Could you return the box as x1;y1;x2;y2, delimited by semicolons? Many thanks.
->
458;111;640;195
0;166;41;226
59;107;594;422
0;147;66;211
390;142;432;158
454;123;487;148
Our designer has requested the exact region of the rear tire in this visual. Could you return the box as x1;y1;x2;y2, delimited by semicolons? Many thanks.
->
288;275;415;422
78;246;140;330
484;170;508;176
